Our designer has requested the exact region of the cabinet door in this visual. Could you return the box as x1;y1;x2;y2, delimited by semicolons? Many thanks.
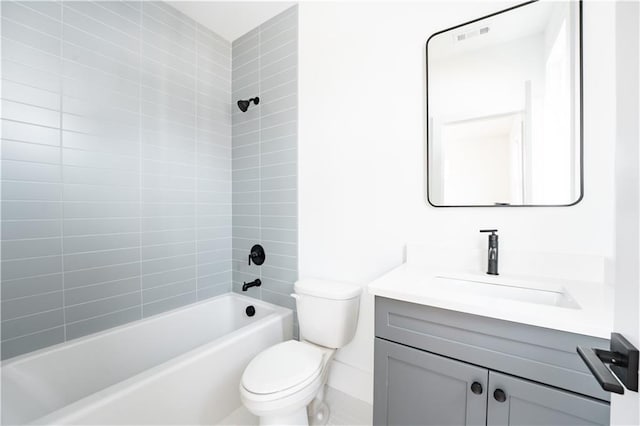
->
374;338;488;426
487;371;610;426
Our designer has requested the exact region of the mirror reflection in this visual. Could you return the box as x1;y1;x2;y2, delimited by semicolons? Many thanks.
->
427;1;582;206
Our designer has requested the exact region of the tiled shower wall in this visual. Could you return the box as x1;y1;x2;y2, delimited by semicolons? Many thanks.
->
0;1;232;359
231;7;298;313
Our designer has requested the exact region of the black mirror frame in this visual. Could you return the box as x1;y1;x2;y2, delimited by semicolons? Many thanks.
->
425;0;584;208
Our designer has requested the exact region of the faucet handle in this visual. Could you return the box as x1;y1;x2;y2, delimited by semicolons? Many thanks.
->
480;229;498;234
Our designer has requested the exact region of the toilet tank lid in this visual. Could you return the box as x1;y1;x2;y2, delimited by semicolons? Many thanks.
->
294;279;362;300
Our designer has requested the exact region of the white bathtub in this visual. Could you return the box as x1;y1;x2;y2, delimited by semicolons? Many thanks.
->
1;293;293;425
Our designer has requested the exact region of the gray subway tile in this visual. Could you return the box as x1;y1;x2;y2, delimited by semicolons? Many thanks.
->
1;290;63;321
1;80;60;110
261;188;297;204
260;94;297;117
261;121;296;141
1;273;63;300
65;277;141;306
2;181;62;201
261;215;297;230
261;240;297;257
259;7;297;42
1;326;65;360
64;247;140;272
261;52;297;80
2;201;62;220
142;291;196;318
261;288;296;310
1;256;62;282
261;80;297;105
261;226;297;244
2;140;60;164
261;162;297;179
2;238;62;260
1;17;60;55
143;278;196;303
65;307;140;341
142;265;196;289
260;108;297;130
0;0;236;358
2;159;61;183
63;202;140;219
65;291;141;323
64;233;140;254
1;309;64;341
260;26;297;57
1;219;61;240
141;253;196;276
1;37;61;75
64;262;140;289
197;282;228;300
260;277;294;295
63;218;140;236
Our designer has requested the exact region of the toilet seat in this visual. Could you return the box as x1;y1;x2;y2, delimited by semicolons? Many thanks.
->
241;340;324;401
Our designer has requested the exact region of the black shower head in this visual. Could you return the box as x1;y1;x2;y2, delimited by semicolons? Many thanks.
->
237;97;260;112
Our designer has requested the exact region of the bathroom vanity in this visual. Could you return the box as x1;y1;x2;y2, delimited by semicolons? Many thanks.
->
369;246;614;426
373;297;610;425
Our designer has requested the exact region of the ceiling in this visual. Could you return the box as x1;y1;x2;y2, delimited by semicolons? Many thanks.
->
168;1;296;42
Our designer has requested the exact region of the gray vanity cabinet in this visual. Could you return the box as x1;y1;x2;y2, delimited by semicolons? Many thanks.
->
487;372;609;426
374;338;487;426
374;297;611;426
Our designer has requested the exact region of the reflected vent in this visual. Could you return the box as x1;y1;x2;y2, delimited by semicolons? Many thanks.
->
456;26;490;42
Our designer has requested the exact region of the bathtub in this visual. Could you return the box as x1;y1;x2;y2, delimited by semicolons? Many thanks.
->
1;293;293;425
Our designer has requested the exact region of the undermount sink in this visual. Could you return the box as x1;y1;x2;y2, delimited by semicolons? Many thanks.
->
433;273;581;309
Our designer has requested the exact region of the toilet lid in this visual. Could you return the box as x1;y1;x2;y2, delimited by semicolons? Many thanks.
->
241;341;323;395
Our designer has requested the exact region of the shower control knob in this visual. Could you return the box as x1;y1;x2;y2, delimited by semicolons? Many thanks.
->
248;244;265;266
471;382;483;395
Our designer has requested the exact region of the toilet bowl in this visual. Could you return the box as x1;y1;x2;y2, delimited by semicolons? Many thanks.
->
240;340;335;425
240;279;361;426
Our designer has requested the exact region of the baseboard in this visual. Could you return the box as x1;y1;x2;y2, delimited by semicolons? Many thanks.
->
327;359;373;404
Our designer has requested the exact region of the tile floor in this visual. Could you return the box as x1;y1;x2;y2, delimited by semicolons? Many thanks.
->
219;386;373;425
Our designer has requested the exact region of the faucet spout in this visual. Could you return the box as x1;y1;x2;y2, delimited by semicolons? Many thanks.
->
242;278;262;291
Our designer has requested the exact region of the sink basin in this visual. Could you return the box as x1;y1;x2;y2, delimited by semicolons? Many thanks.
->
434;274;580;309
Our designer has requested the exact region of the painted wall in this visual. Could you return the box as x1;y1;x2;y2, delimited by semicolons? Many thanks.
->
298;1;616;402
611;1;640;424
231;7;298;323
0;1;232;359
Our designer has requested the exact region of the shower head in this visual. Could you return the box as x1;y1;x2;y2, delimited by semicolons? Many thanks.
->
237;97;260;112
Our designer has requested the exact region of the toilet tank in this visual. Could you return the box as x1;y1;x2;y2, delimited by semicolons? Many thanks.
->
293;279;362;349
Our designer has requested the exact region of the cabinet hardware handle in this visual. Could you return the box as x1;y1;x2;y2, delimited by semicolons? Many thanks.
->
470;382;483;395
493;389;506;402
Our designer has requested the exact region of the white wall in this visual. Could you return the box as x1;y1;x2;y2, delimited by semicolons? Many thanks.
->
298;1;616;403
611;1;639;424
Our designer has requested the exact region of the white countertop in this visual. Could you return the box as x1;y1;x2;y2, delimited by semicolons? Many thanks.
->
368;263;614;339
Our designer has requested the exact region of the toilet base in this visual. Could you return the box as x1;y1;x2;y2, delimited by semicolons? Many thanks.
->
258;407;309;426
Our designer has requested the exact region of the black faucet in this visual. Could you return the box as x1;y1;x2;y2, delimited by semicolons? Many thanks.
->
242;279;261;291
480;229;499;275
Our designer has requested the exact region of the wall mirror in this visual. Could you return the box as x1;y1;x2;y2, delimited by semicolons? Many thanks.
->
426;1;582;207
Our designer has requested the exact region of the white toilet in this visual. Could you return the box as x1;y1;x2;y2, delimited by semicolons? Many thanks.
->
240;279;361;426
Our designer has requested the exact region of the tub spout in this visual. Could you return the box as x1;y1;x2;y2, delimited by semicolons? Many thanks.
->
242;279;261;291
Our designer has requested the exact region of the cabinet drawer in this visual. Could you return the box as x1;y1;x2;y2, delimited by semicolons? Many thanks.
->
375;297;610;401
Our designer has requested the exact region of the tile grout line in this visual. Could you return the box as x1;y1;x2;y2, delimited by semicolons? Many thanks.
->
139;2;144;319
60;2;67;343
195;25;200;300
258;26;263;302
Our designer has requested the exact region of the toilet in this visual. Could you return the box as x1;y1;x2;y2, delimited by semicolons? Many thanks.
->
240;279;361;426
